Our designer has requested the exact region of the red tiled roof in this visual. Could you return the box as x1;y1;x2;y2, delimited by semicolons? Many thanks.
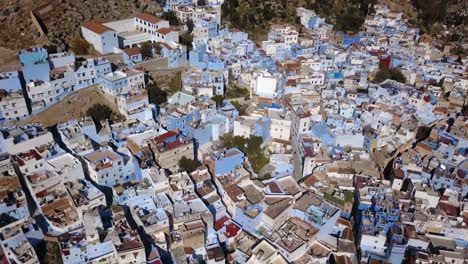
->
184;247;193;255
82;21;113;34
124;47;141;56
302;174;319;187
393;168;405;179
224;184;243;202
166;138;184;150
379;57;391;69
433;107;448;114
268;182;282;193
157;28;173;35
152;130;178;144
225;223;241;238
136;13;163;24
214;216;230;231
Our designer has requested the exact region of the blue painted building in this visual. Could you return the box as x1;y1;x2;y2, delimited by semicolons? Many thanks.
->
336;32;361;48
311;122;335;146
0;71;23;92
159;107;201;137
19;47;50;83
211;148;245;176
191;124;212;146
254;117;271;146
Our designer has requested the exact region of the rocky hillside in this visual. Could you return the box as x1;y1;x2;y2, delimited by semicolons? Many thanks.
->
0;0;162;51
221;0;467;44
0;0;466;52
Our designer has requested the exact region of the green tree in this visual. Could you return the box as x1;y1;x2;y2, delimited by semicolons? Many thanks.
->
221;133;246;150
212;95;224;108
86;104;113;122
147;83;168;105
231;101;247;115
187;19;195;33
69;36;90;55
179;32;194;51
390;68;406;83
374;61;391;83
178;156;201;173
220;134;269;173
162;11;179;26
168;73;181;93
226;85;249;99
154;43;162;55
140;42;153;59
249;153;269;173
246;136;262;154
197;0;207;6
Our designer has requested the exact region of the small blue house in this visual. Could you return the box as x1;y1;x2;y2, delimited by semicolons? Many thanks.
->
336;32;361;48
254;117;271;146
19;47;50;83
212;148;245;176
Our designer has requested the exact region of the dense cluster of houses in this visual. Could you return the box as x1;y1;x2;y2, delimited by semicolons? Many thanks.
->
0;2;467;264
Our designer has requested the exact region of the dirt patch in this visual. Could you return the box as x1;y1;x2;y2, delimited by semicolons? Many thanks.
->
150;70;182;95
0;47;21;70
23;85;119;126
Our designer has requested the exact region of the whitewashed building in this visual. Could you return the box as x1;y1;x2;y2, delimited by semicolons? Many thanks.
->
0;90;29;122
101;68;145;96
81;21;119;54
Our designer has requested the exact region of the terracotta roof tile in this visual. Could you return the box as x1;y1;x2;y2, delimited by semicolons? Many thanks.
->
124;47;141;56
82;21;113;34
137;13;163;24
157;28;173;35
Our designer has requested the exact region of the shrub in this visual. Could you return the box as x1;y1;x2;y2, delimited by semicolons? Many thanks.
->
69;36;90;55
147;83;168;105
162;11;179;26
178;157;201;173
86;103;113;122
221;133;269;173
140;42;153;59
211;95;224;108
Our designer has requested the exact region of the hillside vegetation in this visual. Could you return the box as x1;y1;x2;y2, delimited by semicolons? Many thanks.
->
0;0;465;51
221;0;467;41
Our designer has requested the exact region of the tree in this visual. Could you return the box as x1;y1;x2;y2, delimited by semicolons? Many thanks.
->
226;85;249;99
211;95;224;108
179;32;194;51
86;104;113;122
231;101;247;115
154;43;162;56
140;42;153;59
221;133;246;150
374;61;391;83
220;133;269;173
162;11;179;26
147;83;168;105
168;73;181;93
43;44;57;54
389;68;406;83
69;36;90;55
186;19;195;33
178;157;201;173
246;136;262;154
197;0;207;6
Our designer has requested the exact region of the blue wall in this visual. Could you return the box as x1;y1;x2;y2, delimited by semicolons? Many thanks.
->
20;48;50;83
214;148;245;176
164;109;201;136
254;117;271;145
